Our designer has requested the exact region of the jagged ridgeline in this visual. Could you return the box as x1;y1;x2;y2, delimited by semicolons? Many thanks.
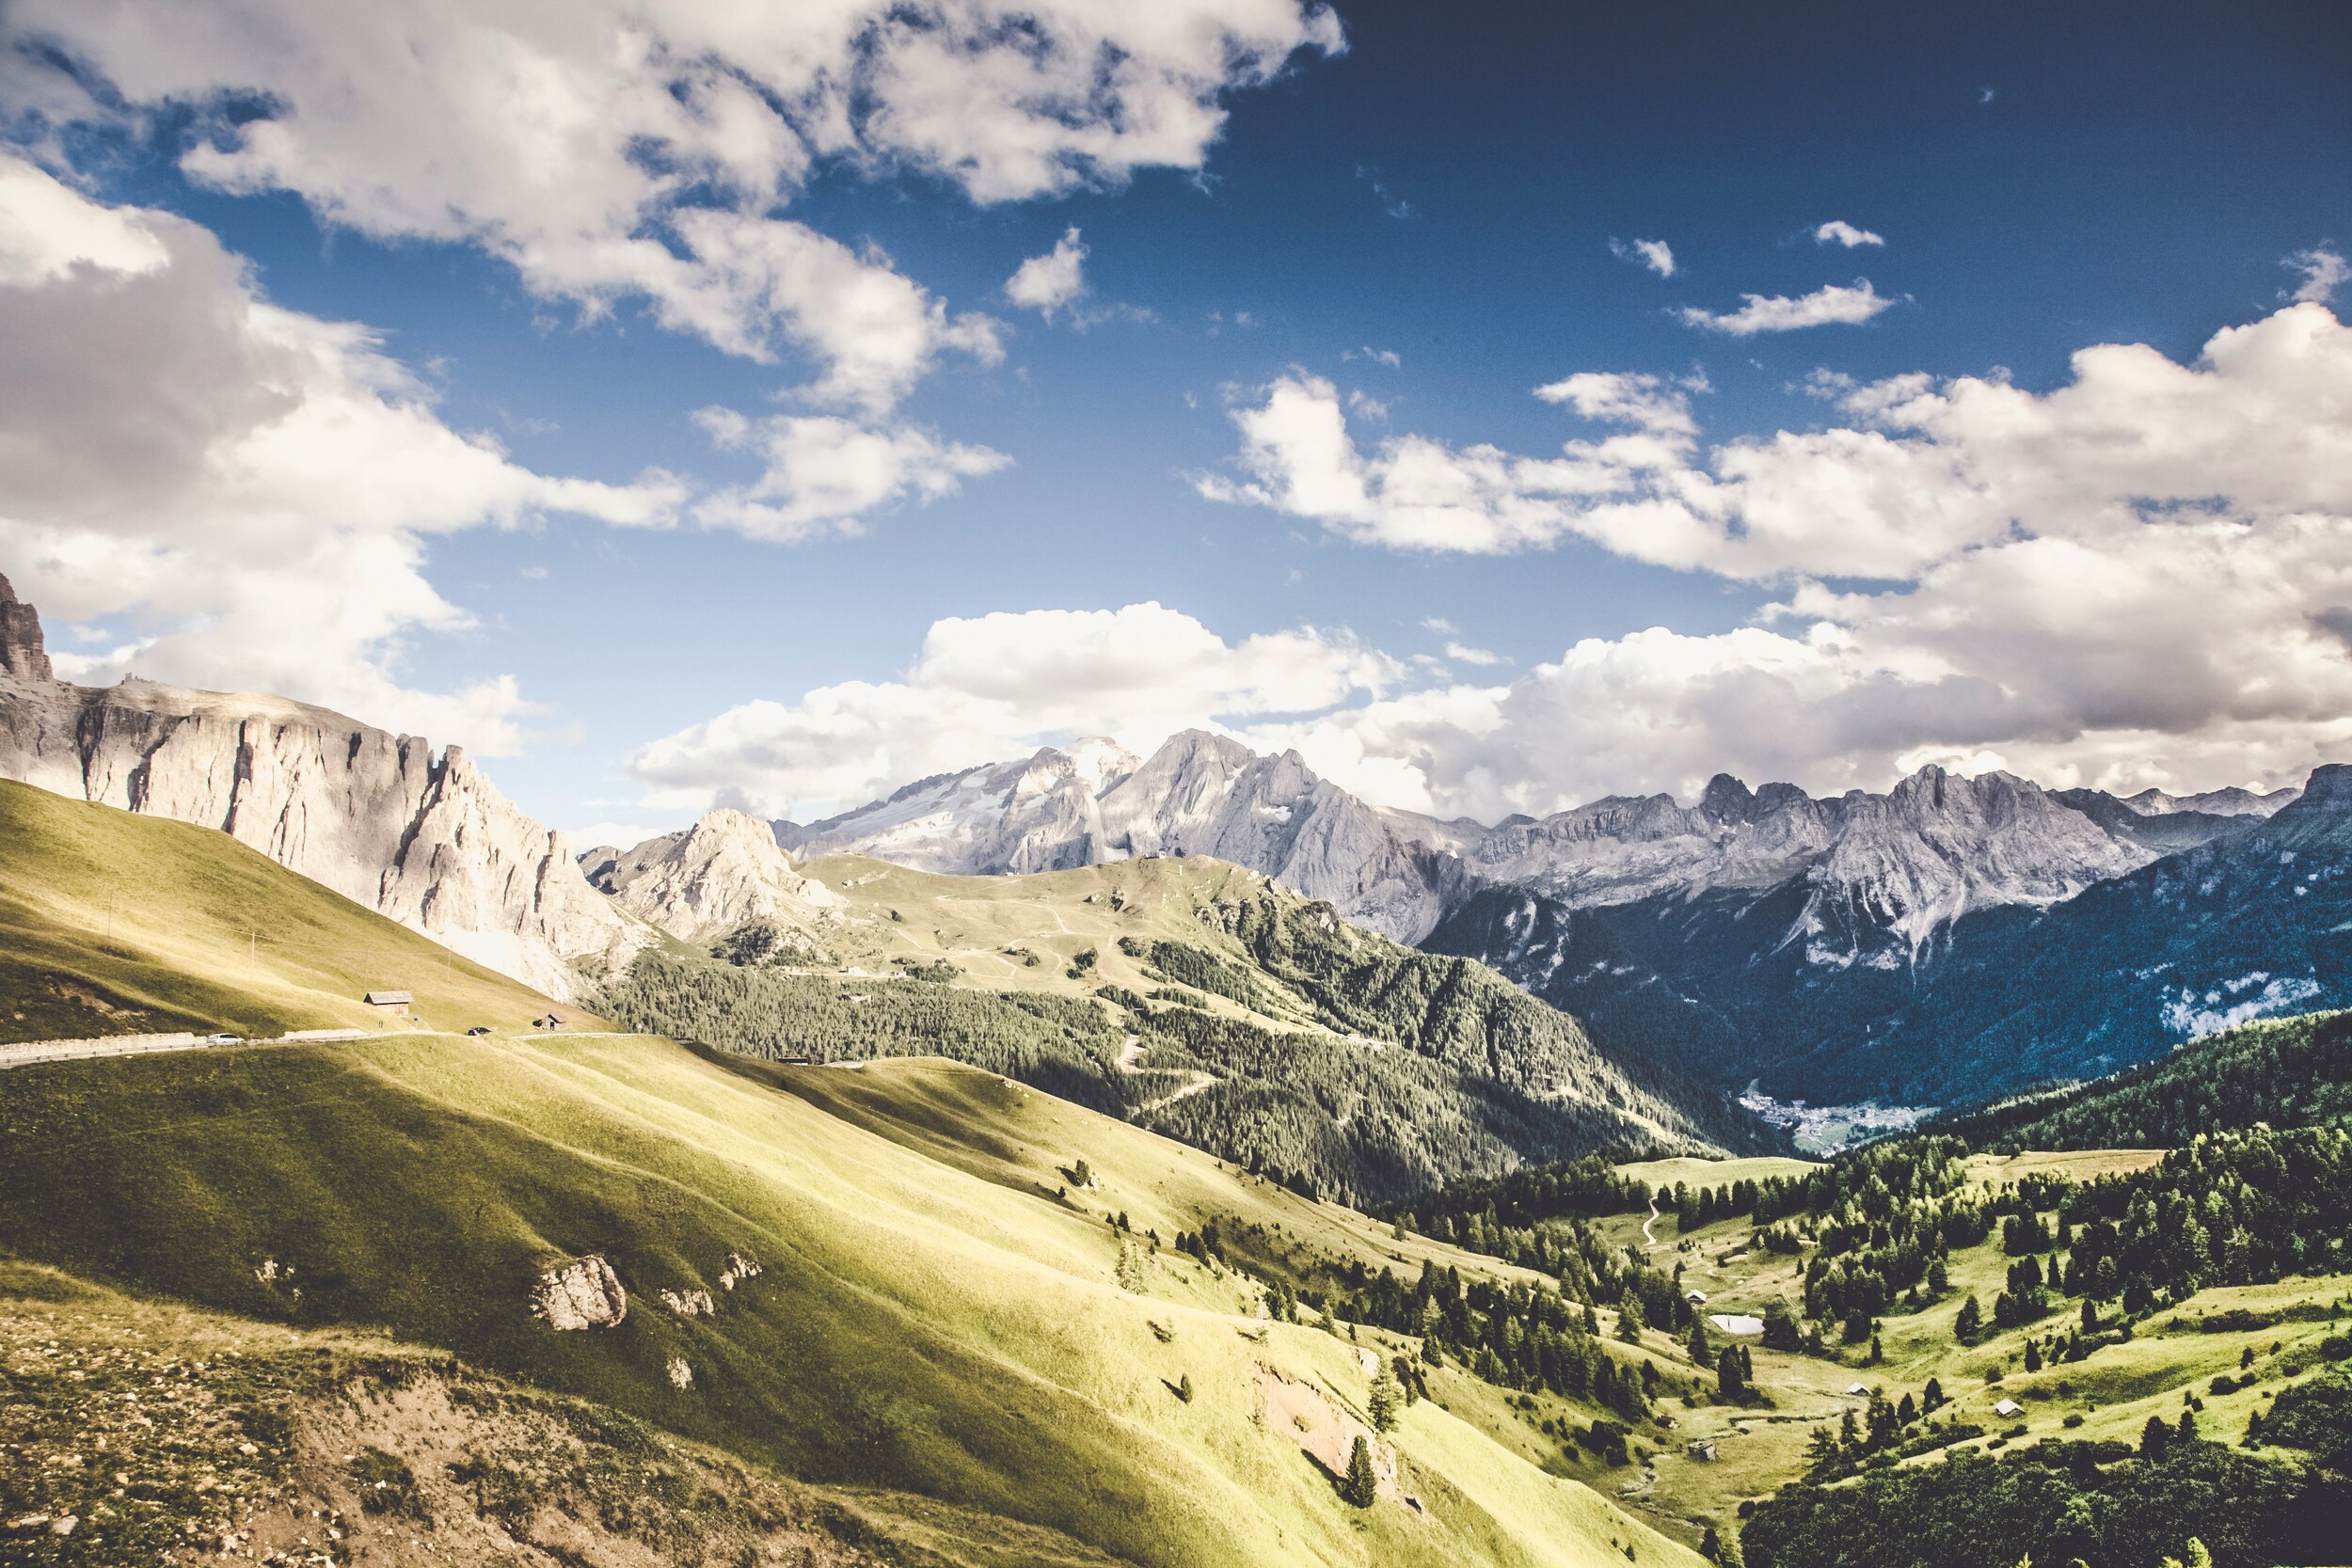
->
593;865;1772;1204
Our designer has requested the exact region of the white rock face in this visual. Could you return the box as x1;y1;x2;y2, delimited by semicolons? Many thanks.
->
0;617;644;999
778;740;1143;875
2122;784;2300;817
588;808;841;942
783;730;1452;939
782;732;2204;954
534;1254;627;1330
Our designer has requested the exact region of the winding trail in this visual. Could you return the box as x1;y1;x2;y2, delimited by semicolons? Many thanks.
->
1115;1034;1219;1115
1643;1195;1661;1251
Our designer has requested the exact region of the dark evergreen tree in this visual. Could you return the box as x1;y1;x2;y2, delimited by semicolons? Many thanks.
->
1341;1435;1378;1507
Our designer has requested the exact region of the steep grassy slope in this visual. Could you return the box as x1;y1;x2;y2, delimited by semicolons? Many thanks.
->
0;779;574;1041
596;854;1770;1203
0;1259;1088;1568
0;1033;1707;1568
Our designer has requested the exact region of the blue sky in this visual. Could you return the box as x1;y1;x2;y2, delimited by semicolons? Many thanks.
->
4;1;2351;840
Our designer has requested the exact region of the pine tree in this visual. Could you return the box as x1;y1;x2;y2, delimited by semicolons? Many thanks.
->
1176;1373;1194;1403
2245;1406;2265;1447
2081;1297;2099;1333
2177;1407;2198;1445
1341;1435;1378;1507
1369;1365;1405;1433
2141;1414;2171;1458
1955;1294;1983;1343
1700;1526;1721;1561
1923;1376;1944;1412
1617;1290;1645;1344
1688;1319;1712;1365
1717;1345;1746;1401
2025;1338;2042;1373
1838;1408;1860;1449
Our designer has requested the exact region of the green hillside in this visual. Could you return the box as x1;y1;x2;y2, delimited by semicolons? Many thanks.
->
596;853;1772;1203
1406;1130;2352;1566
0;778;574;1041
1938;1008;2352;1152
0;1031;1709;1568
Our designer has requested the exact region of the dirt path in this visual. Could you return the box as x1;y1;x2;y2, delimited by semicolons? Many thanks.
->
1114;1034;1217;1114
1643;1195;1661;1251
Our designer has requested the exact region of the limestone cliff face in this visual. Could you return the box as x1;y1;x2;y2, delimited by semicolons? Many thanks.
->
0;584;642;999
0;574;52;681
587;809;841;942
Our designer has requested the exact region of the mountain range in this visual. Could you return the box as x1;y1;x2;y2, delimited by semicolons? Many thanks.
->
9;562;2345;1122
772;727;2338;1109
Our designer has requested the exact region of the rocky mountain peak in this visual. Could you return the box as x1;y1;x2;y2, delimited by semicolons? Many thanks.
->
1698;772;1758;823
2269;762;2352;824
593;808;840;942
0;572;54;683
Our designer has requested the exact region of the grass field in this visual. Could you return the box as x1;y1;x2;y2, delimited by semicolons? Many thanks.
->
797;853;1341;1032
0;779;579;1042
1575;1151;2352;1545
1613;1156;1820;1191
0;1034;1706;1568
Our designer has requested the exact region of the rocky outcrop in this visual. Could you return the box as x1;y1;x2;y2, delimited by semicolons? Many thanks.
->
589;808;841;942
0;573;51;681
534;1254;627;1330
0;588;643;1000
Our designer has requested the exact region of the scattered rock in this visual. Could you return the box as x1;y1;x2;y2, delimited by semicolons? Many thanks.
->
719;1252;764;1291
666;1357;693;1390
660;1289;716;1317
534;1255;628;1330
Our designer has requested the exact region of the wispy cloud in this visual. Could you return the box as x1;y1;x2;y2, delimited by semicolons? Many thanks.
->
1444;641;1504;667
1357;166;1413;219
1611;237;1677;277
1344;345;1403;368
2285;245;2348;306
1813;220;1884;248
1680;279;1895;336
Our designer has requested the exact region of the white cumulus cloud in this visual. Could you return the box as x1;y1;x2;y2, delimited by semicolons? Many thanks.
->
0;155;679;752
1005;227;1089;319
627;601;1398;817
1611;237;1677;277
690;409;1010;543
1186;303;2352;815
7;0;1343;414
1813;220;1884;248
1680;279;1895;335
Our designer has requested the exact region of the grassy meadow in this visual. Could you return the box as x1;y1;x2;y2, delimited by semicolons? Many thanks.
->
0;1033;1706;1568
0;779;576;1041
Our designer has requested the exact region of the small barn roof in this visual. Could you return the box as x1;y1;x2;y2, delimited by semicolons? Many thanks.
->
363;990;412;1006
1847;1382;1870;1396
1708;1313;1764;1336
1685;1289;1708;1303
1994;1398;2025;1418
